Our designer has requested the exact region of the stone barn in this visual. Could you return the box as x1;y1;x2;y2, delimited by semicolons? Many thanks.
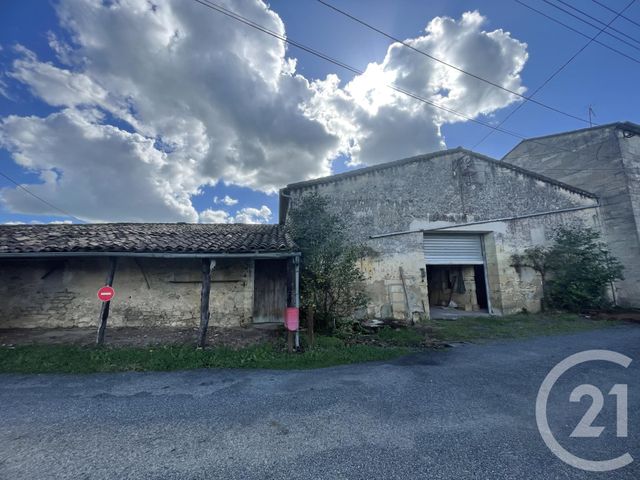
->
504;121;640;307
0;223;299;333
280;148;602;320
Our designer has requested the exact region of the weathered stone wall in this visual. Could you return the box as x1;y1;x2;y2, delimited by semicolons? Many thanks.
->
504;124;640;307
619;131;640;261
359;232;428;321
285;151;598;317
0;257;254;328
480;209;601;314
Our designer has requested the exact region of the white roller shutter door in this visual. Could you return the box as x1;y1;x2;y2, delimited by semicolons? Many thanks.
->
423;234;484;265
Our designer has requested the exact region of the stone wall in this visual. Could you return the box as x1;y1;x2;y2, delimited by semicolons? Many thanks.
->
504;124;640;307
482;209;601;314
0;257;254;328
284;150;598;318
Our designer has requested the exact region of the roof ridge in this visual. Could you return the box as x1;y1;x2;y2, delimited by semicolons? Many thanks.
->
284;146;596;199
285;147;464;190
502;121;640;159
456;148;597;199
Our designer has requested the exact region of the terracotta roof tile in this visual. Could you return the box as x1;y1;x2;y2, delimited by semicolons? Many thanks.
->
0;223;297;255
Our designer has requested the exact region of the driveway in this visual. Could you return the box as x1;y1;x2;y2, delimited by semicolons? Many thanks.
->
1;325;639;479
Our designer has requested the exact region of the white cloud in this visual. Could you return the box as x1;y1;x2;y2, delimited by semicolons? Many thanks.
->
0;108;197;222
3;219;74;225
305;10;528;165
199;209;232;224
234;205;272;224
199;205;271;224
213;195;239;206
0;1;528;222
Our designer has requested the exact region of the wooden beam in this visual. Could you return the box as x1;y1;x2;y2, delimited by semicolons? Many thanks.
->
96;257;118;346
198;258;214;348
399;266;412;324
134;258;151;289
41;261;65;280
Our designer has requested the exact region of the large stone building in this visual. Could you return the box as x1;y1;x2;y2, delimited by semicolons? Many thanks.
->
1;123;637;330
0;223;299;330
280;147;604;320
504;122;640;307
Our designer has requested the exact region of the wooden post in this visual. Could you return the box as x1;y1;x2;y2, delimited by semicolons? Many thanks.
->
307;308;315;348
198;258;214;348
287;330;294;353
399;266;412;324
96;257;118;346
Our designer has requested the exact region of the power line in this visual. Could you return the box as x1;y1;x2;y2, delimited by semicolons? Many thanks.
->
554;0;640;46
513;0;640;64
474;0;638;149
192;0;534;141
0;171;83;222
193;0;634;168
541;0;640;51
315;0;592;125
592;0;640;28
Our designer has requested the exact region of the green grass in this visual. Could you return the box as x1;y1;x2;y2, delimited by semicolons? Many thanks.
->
429;312;621;343
374;326;425;347
0;314;625;374
0;337;409;374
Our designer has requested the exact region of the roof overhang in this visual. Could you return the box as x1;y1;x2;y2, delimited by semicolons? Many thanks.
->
0;251;301;259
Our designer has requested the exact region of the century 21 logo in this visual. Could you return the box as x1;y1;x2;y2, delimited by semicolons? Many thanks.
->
536;350;633;472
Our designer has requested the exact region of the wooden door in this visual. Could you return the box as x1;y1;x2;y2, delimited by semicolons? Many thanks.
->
253;259;287;323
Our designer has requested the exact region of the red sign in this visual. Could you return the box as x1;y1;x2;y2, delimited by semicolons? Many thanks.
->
97;286;115;302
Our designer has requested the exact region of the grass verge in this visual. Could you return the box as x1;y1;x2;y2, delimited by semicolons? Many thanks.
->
428;312;622;343
371;326;426;347
0;335;408;374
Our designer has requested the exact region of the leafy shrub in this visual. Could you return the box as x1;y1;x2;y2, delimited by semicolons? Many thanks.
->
287;193;369;331
512;226;623;312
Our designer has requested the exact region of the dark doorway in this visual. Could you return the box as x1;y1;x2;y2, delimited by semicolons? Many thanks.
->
474;265;488;309
253;259;287;323
426;264;488;310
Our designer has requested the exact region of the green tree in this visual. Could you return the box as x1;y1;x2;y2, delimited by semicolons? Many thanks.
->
286;193;368;331
512;226;623;312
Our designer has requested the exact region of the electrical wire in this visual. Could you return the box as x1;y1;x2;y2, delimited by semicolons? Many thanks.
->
191;0;582;156
474;0;637;149
2;0;633;224
315;0;592;125
513;0;640;64
554;0;640;46
591;0;640;28
192;0;638;171
192;0;537;139
0;171;83;222
541;0;640;51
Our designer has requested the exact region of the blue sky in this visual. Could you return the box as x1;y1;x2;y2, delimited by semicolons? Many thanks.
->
1;0;639;224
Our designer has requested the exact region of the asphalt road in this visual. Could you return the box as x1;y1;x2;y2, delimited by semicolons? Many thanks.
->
1;325;639;479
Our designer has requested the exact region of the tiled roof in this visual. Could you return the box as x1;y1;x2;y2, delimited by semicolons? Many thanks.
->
0;223;297;256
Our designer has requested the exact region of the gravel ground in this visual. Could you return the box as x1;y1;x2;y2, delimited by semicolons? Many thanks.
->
1;325;639;479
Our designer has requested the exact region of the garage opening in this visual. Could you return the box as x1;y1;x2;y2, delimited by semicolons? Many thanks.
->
423;233;490;317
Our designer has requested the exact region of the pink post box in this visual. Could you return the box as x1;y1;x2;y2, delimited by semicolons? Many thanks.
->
285;307;299;331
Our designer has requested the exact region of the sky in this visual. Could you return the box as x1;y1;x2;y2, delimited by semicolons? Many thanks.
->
0;0;638;225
